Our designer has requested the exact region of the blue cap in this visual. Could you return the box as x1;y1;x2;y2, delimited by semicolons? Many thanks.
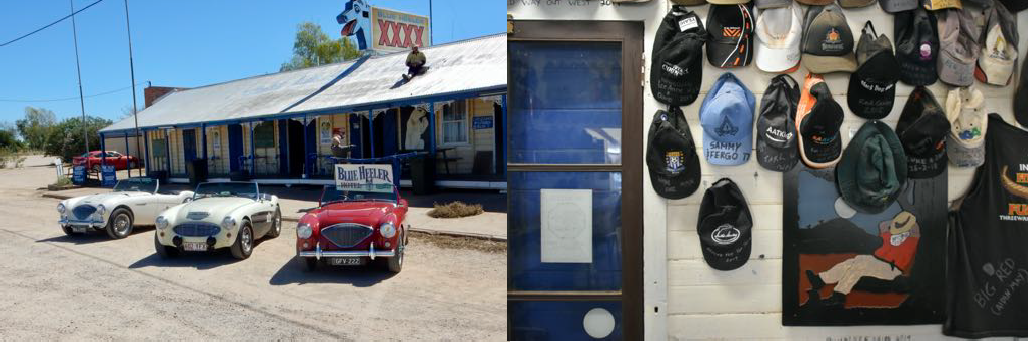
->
700;72;756;166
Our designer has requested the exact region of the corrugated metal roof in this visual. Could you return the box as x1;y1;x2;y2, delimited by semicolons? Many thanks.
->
101;34;506;133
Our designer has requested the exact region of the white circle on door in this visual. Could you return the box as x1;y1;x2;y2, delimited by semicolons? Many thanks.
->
582;307;615;339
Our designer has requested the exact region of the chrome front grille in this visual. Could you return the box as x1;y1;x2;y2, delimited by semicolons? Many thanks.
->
173;223;221;237
321;223;373;248
72;205;97;219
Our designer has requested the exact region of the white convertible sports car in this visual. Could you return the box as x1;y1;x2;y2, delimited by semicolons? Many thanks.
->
154;181;281;260
57;177;194;239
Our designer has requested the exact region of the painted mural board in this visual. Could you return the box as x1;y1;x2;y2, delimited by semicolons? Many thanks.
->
782;165;947;325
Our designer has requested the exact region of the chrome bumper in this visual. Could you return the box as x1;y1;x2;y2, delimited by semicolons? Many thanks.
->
298;242;395;260
59;217;105;228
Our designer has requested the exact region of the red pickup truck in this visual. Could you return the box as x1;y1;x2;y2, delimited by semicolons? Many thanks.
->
72;151;140;173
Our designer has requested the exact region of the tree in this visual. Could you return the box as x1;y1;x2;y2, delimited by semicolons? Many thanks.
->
280;22;361;72
0;123;22;150
43;115;112;162
15;106;56;151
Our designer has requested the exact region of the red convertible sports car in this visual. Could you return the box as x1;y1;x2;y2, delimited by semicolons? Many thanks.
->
73;151;139;173
295;185;409;272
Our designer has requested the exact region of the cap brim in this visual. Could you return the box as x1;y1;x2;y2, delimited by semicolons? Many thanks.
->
946;133;984;168
803;53;858;74
648;150;702;199
755;41;801;73
703;133;754;166
756;137;799;171
697;214;752;271
847;65;897;120
799;133;842;168
708;41;753;69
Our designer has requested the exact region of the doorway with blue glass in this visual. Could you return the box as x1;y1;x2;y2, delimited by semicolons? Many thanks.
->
507;20;644;341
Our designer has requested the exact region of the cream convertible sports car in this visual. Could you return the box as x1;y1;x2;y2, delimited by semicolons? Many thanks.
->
154;182;281;260
57;177;194;239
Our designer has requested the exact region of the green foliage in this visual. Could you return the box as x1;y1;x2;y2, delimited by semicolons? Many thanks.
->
16;106;56;150
280;22;361;72
43;115;113;162
0;124;23;151
0;148;26;169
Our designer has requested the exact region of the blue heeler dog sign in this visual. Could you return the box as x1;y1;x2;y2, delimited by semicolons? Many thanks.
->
335;164;393;192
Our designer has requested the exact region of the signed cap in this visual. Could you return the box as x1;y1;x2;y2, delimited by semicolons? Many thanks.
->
796;73;844;169
647;107;702;199
945;86;987;167
896;86;951;178
756;74;801;172
895;6;940;86
848;21;900;120
936;8;981;87
651;6;707;106
837;120;908;214
700;72;756;166
698;178;753;271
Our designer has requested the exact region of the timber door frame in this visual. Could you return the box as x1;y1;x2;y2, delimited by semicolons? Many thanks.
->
506;20;645;340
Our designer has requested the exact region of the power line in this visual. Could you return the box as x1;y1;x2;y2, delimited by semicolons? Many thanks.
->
0;0;105;47
0;82;145;103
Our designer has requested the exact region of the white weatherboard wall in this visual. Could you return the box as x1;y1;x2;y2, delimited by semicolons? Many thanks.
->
509;1;1028;340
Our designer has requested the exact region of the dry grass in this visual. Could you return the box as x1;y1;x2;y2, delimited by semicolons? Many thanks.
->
409;231;506;254
426;201;484;218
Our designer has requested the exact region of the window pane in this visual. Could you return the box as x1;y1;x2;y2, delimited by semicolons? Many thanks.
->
509;41;622;164
508;171;622;291
509;301;622;341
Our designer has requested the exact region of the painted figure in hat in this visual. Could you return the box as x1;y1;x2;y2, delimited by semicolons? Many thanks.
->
804;211;920;307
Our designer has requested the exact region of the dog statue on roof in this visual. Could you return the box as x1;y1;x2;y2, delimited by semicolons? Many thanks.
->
337;0;372;51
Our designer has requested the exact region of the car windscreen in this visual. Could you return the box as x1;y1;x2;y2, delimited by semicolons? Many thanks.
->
321;187;397;205
113;178;157;193
193;182;258;200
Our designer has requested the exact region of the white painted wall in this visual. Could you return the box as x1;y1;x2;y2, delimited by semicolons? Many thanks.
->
508;1;1028;339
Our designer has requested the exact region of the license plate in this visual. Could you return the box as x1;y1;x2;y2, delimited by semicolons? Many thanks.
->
71;226;87;233
183;242;208;251
329;257;366;266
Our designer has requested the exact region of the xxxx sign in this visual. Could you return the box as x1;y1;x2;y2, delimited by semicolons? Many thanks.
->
371;6;431;53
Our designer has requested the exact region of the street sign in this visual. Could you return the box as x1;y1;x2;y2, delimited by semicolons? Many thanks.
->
101;164;117;187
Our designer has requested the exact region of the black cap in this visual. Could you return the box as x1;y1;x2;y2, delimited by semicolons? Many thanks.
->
848;21;899;120
756;74;800;172
896;86;951;179
894;7;939;86
706;4;754;68
800;82;844;166
647;107;702;199
1016;57;1028;127
651;6;707;106
698;178;752;271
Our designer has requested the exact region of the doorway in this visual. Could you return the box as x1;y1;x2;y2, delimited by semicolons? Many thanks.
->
182;128;197;162
287;119;306;177
507;20;644;340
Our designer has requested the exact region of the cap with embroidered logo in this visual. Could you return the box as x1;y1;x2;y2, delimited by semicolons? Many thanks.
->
975;2;1018;86
801;3;857;73
700;72;756;166
647;107;702;199
707;4;755;68
796;73;844;168
848;21;900;119
698;178;753;271
756;74;800;171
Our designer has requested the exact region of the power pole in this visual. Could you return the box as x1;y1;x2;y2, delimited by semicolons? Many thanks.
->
123;0;141;173
70;0;88;155
429;0;433;46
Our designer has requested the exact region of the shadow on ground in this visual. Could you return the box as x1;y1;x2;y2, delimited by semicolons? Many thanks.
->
37;226;156;245
268;256;397;287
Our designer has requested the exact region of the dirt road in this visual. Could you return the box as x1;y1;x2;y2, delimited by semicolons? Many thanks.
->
0;157;505;340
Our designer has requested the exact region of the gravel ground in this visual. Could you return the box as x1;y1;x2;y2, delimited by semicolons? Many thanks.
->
0;156;506;340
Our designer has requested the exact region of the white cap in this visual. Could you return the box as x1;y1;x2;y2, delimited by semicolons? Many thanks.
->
945;86;987;167
755;3;802;73
976;22;1017;85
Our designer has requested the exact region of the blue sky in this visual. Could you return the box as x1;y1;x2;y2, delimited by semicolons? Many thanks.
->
0;0;502;125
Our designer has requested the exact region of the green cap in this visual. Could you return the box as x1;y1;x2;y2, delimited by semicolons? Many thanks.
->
836;120;908;214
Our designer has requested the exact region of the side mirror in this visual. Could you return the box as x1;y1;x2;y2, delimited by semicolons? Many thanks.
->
399;199;408;207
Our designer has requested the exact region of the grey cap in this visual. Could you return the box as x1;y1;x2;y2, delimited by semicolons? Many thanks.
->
840;0;877;8
755;0;790;8
880;0;918;12
801;4;857;73
937;9;980;87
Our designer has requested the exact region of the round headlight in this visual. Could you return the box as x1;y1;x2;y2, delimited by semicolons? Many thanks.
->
296;223;313;239
57;203;66;214
221;216;236;229
95;205;106;217
155;216;168;230
379;222;396;239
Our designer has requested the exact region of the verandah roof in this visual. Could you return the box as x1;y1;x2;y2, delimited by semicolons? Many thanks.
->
100;33;506;134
